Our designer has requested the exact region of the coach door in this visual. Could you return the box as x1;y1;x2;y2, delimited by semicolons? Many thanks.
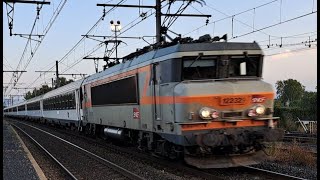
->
75;89;82;121
82;85;90;123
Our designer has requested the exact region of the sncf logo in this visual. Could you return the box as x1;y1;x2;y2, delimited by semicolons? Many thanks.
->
252;95;266;103
133;108;140;119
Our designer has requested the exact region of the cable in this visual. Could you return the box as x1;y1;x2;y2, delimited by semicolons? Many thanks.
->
228;11;317;41
265;46;317;56
3;56;14;70
205;2;272;37
17;0;127;94
5;0;68;96
257;31;317;43
184;0;280;36
59;3;170;74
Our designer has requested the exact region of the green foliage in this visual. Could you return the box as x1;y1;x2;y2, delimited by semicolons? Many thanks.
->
24;77;74;100
59;77;74;86
275;79;317;132
276;79;305;106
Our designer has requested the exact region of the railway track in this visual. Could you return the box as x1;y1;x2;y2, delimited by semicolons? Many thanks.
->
283;135;317;144
8;118;222;180
10;121;145;180
241;165;308;180
8;118;314;180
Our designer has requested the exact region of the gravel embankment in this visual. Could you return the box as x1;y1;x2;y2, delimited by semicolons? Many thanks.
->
252;161;317;180
13;121;203;180
10;119;316;180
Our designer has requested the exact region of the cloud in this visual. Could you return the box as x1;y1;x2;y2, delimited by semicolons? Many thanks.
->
269;49;293;60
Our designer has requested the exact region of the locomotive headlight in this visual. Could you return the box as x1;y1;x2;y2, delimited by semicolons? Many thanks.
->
247;105;266;117
200;108;211;119
255;105;266;115
199;107;219;120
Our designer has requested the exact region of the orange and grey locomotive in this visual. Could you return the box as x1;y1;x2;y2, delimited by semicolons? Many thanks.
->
4;37;283;168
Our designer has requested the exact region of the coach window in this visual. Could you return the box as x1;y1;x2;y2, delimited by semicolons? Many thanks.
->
58;96;62;109
68;95;71;109
56;96;59;109
53;98;56;110
72;94;76;109
62;95;65;109
57;98;60;109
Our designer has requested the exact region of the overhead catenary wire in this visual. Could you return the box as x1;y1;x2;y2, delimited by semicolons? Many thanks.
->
3;56;14;70
59;2;170;74
205;2;272;37
5;2;46;94
5;0;68;96
17;0;127;92
16;0;126;93
228;11;317;41
8;1;317;100
184;0;280;36
265;46;317;56
257;31;317;43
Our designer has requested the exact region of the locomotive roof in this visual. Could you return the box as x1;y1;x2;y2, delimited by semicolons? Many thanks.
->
83;41;263;85
4;41;263;109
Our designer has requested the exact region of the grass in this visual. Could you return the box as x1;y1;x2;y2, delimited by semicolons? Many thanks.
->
265;141;317;168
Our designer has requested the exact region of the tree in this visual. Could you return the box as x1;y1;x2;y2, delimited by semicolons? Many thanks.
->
25;91;33;100
299;91;317;119
24;77;74;100
274;79;317;132
275;79;305;106
57;77;74;87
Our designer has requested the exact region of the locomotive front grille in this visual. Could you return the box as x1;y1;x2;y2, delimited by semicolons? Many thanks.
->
222;111;243;118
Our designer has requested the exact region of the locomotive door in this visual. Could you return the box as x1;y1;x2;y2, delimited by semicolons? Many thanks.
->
152;63;162;126
152;63;163;131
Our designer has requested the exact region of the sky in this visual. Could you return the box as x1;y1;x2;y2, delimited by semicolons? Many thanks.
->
3;0;317;104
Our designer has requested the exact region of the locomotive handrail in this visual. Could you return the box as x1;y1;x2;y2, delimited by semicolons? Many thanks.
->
176;121;211;125
181;77;261;83
254;117;280;120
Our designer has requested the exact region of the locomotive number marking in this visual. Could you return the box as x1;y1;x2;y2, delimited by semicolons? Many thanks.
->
220;97;246;105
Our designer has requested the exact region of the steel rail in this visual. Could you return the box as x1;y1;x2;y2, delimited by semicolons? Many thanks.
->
9;118;222;180
13;121;145;180
11;123;78;180
242;165;307;180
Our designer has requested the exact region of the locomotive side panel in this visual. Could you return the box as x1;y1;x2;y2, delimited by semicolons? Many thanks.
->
85;66;152;131
138;66;154;132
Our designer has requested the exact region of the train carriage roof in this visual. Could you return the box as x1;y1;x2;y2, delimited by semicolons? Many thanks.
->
83;42;263;85
25;94;45;104
42;78;85;99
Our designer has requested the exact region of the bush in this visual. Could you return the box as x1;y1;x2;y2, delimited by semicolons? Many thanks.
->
266;142;316;168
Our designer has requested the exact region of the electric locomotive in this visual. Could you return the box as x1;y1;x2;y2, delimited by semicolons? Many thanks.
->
4;35;283;168
80;36;283;168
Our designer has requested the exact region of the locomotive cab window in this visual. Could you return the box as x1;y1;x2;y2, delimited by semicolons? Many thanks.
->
227;56;261;77
182;56;217;80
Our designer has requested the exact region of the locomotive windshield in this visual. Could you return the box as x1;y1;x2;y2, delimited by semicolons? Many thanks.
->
183;56;217;80
182;55;261;80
